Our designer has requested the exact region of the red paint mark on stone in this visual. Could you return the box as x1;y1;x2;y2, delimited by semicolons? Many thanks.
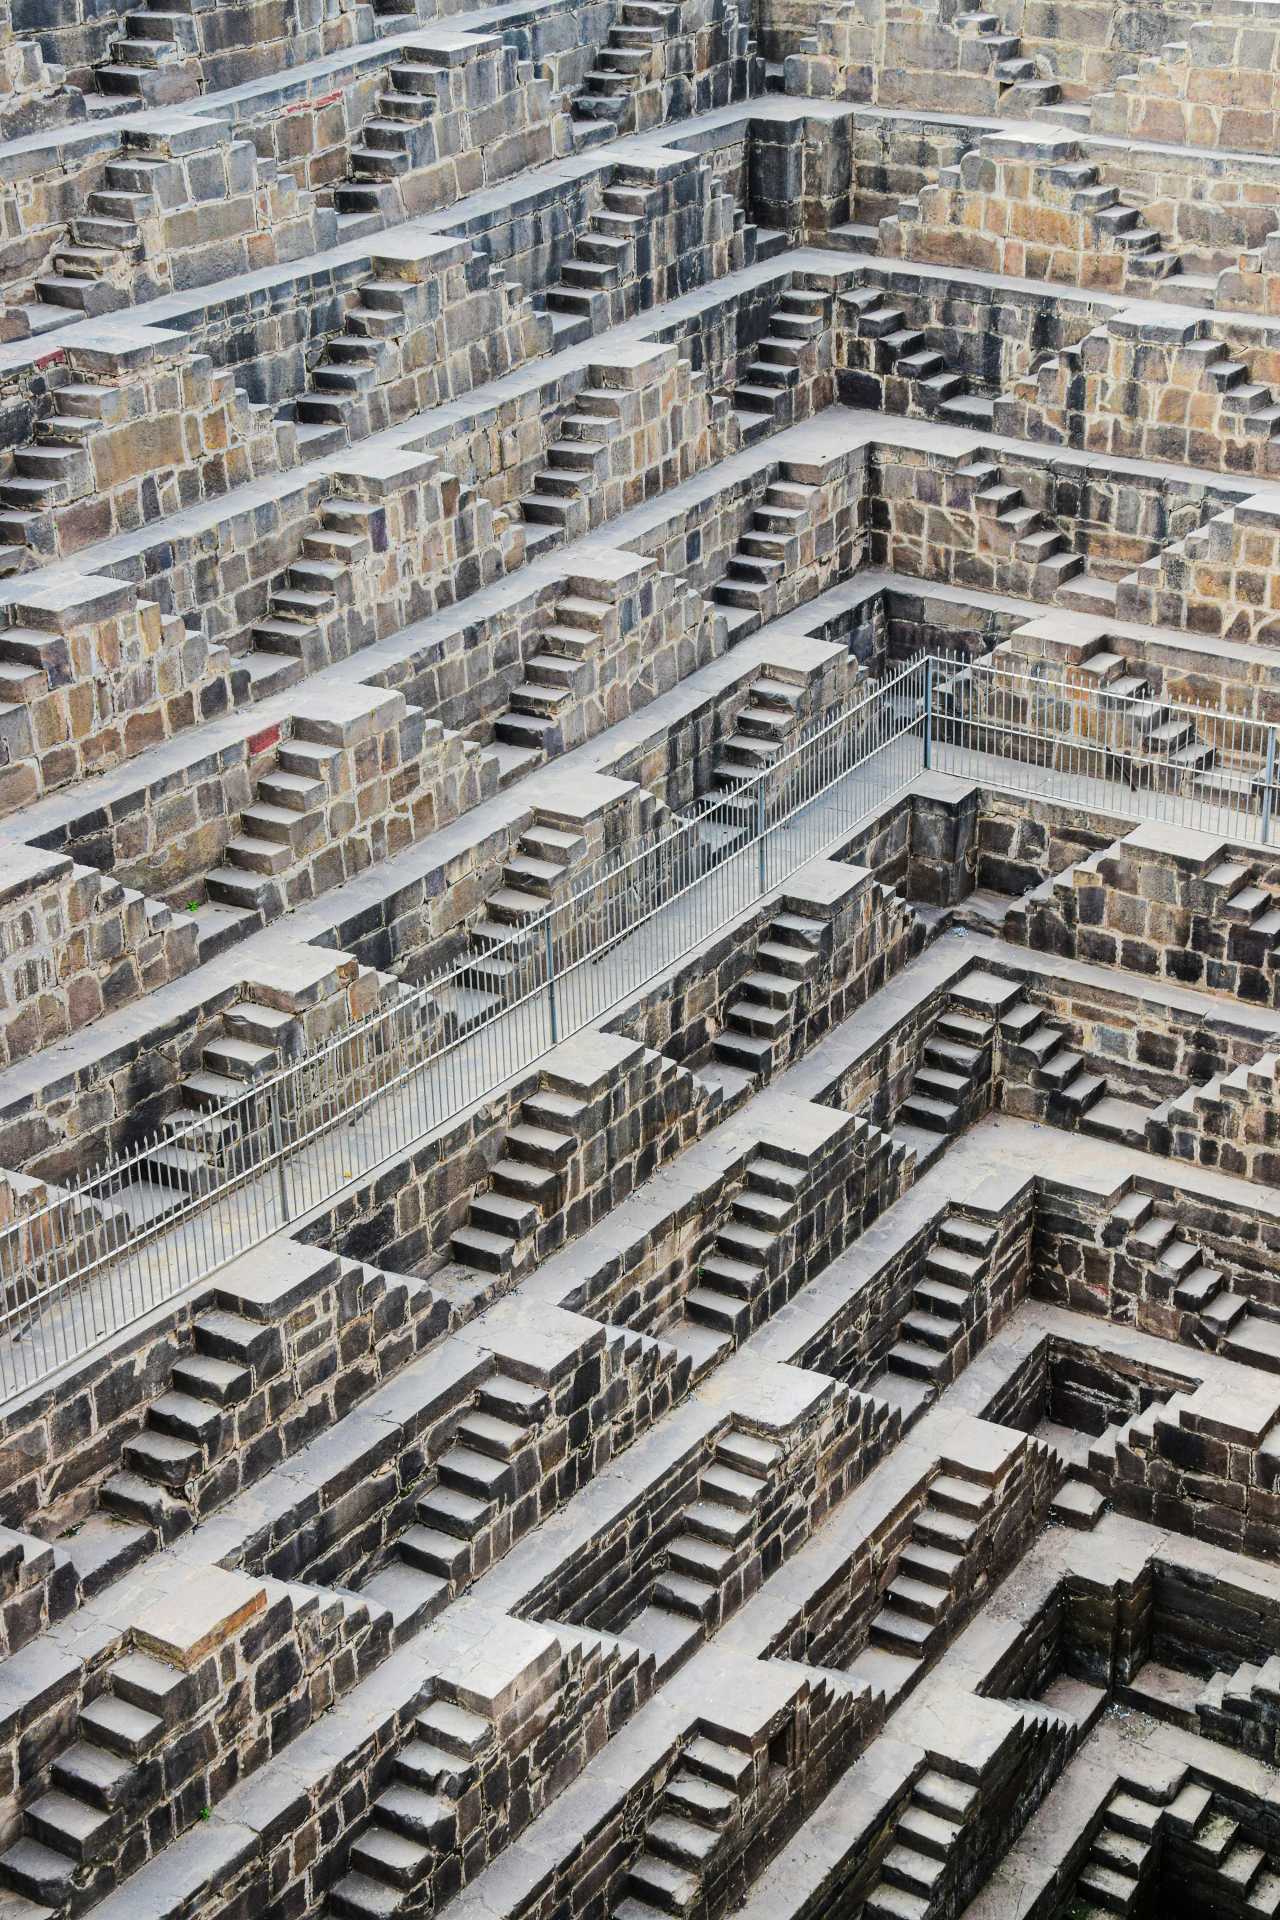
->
249;725;280;755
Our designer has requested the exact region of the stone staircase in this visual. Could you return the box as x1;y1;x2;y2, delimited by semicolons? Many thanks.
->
0;374;128;563
950;0;1080;123
324;1695;496;1918
0;1643;206;1909
850;1435;1055;1695
1105;1185;1280;1379
999;994;1160;1145
709;663;810;796
450;1086;583;1277
882;1209;999;1392
26;151;157;324
195;721;407;948
712;477;821;632
544;177;653;334
490;583;616;779
1175;1788;1280;1914
681;1154;806;1352
882;139;1181;293
1003;321;1280;467
712;910;827;1080
452;820;588;1027
969;462;1085;597
859;1469;996;1684
98;1300;287;1538
518;392;622;539
640;1426;779;1635
1072;1779;1164;1917
362;1374;551;1632
92;0;201;109
1115;503;1244;624
842;286;993;427
732;287;830;442
1198;854;1280;944
861;1763;975;1920
285;264;433;455
107;969;403;1229
0;365;275;571
571;0;677;144
898;993;997;1139
611;1723;753;1917
1032;152;1182;281
245;494;384;695
335;51;450;220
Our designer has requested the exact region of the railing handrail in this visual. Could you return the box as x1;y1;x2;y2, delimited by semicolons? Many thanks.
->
3;642;1277;1404
0;660;929;1395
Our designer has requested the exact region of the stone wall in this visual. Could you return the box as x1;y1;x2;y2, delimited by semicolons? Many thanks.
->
0;842;197;1067
0;324;291;568
1;113;335;340
0;571;236;814
0;1237;441;1541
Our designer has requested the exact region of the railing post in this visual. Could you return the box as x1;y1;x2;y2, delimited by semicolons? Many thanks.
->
544;917;559;1045
923;655;934;770
1264;725;1278;844
270;1085;290;1226
756;774;768;897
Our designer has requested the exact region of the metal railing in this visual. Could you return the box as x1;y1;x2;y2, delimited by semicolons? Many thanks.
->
930;655;1280;846
3;647;1278;1404
0;658;930;1400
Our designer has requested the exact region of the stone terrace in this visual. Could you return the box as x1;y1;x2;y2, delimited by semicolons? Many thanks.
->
0;2;1278;1919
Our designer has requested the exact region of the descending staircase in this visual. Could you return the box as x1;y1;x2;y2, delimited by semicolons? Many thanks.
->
611;1726;752;1917
882;1210;999;1392
842;287;993;427
1110;1189;1280;1369
334;55;448;222
950;0;1081;123
285;268;427;455
859;1470;995;1685
999;995;1161;1146
969;465;1085;595
24;154;162;326
451;823;587;1030
712;478;820;632
544;178;653;335
898;995;996;1139
861;1766;976;1920
323;1697;495;1918
0;378;127;565
92;0;202;109
111;972;400;1222
245;494;383;695
0;1646;198;1909
710;666;808;795
1034;152;1181;281
518;396;620;541
732;288;830;442
1072;1780;1163;1917
490;585;615;780
362;1374;549;1631
1176;1788;1280;1915
712;911;826;1080
450;1083;582;1276
681;1155;804;1349
571;0;677;145
99;1303;284;1537
637;1427;779;1635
